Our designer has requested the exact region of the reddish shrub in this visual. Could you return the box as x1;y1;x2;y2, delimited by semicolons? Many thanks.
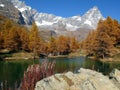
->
20;61;55;90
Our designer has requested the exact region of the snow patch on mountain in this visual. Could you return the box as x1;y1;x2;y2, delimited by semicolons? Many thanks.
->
84;20;92;26
36;21;53;26
10;0;104;31
0;4;5;7
71;16;81;21
66;24;79;31
17;7;26;12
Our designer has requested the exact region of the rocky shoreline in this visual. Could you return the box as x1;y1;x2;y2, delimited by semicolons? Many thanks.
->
35;68;120;90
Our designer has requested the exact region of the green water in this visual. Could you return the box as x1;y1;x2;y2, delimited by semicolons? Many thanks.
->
0;57;120;89
0;60;39;89
41;57;120;75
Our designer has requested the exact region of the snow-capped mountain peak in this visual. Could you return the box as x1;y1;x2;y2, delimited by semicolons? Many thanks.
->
90;6;98;11
10;0;104;31
80;6;104;29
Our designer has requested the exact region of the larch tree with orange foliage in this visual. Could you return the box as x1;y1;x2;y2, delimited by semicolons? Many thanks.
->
19;27;29;51
29;22;42;57
93;31;115;58
57;35;70;55
70;37;79;52
0;31;3;49
49;37;57;56
4;26;20;51
83;17;120;59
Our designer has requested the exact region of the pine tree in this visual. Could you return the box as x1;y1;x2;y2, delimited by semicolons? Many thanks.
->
4;19;13;30
49;36;57;55
84;18;117;58
70;37;79;52
29;22;41;57
104;17;116;45
4;27;19;51
57;35;70;55
84;31;97;56
19;28;29;51
113;20;120;45
0;31;3;49
93;31;115;58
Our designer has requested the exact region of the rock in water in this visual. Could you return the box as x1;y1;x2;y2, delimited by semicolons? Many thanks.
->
35;68;120;90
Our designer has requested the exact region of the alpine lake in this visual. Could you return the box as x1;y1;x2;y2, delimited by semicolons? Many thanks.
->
0;56;120;89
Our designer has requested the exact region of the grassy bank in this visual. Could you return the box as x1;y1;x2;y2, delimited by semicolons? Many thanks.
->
99;54;120;62
48;50;86;58
68;52;86;58
48;55;68;58
2;52;39;60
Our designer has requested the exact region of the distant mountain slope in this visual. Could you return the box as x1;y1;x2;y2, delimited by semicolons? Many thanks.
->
10;0;37;25
0;0;25;24
0;0;105;41
10;0;104;31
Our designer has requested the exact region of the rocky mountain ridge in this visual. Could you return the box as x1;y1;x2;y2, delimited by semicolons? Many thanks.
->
10;0;104;31
0;0;105;41
0;0;25;24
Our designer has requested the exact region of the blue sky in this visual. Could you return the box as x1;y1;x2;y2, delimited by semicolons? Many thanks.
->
21;0;120;21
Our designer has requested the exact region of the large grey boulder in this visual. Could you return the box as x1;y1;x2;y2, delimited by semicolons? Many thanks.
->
35;68;120;90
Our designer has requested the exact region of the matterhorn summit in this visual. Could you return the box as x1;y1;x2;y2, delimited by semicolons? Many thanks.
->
80;6;104;29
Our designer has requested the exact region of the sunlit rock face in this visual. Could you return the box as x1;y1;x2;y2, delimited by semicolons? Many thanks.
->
0;0;25;24
35;68;120;90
